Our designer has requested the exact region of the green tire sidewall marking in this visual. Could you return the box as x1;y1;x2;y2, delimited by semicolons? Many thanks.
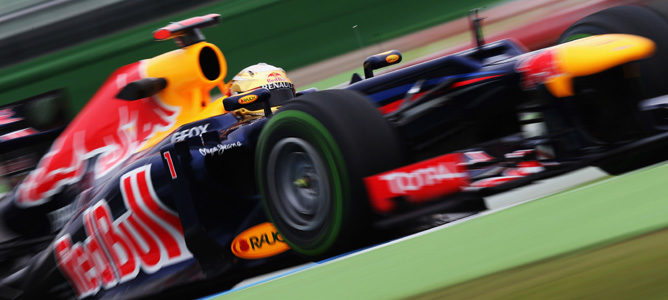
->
256;110;349;256
561;33;593;43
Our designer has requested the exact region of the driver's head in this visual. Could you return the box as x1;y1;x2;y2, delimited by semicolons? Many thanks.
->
229;63;295;108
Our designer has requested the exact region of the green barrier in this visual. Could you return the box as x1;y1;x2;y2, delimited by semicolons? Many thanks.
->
0;0;499;114
215;162;668;299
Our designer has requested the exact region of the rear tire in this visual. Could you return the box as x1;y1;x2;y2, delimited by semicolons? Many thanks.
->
256;90;402;258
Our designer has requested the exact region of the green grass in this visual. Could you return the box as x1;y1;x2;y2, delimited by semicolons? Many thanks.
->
412;228;668;299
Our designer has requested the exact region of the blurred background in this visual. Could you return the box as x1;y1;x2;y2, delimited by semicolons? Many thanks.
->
0;0;502;115
0;0;664;116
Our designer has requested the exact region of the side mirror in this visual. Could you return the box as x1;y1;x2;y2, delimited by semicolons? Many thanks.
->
363;50;402;79
222;88;272;116
116;77;167;100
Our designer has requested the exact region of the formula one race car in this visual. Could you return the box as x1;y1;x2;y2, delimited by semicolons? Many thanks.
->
0;14;304;299
1;4;668;299
257;4;668;259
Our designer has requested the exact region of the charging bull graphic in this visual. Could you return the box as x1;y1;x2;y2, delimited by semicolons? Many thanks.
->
17;62;179;206
14;34;227;209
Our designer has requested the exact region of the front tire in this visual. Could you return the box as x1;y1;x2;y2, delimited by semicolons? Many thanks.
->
256;90;402;258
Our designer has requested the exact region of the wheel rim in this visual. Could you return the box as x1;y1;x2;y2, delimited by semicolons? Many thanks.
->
266;137;331;232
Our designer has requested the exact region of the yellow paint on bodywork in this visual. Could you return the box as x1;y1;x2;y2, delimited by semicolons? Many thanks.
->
547;34;655;97
139;42;229;150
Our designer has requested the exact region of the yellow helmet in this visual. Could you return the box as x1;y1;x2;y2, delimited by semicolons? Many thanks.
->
229;63;295;108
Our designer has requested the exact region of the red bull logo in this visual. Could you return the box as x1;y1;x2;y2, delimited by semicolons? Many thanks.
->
266;72;288;83
17;61;179;207
54;165;191;298
516;50;560;90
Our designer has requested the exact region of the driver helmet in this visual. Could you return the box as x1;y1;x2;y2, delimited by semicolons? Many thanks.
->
228;63;296;109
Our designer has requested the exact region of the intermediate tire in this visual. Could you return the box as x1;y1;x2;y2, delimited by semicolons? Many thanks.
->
256;89;402;258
